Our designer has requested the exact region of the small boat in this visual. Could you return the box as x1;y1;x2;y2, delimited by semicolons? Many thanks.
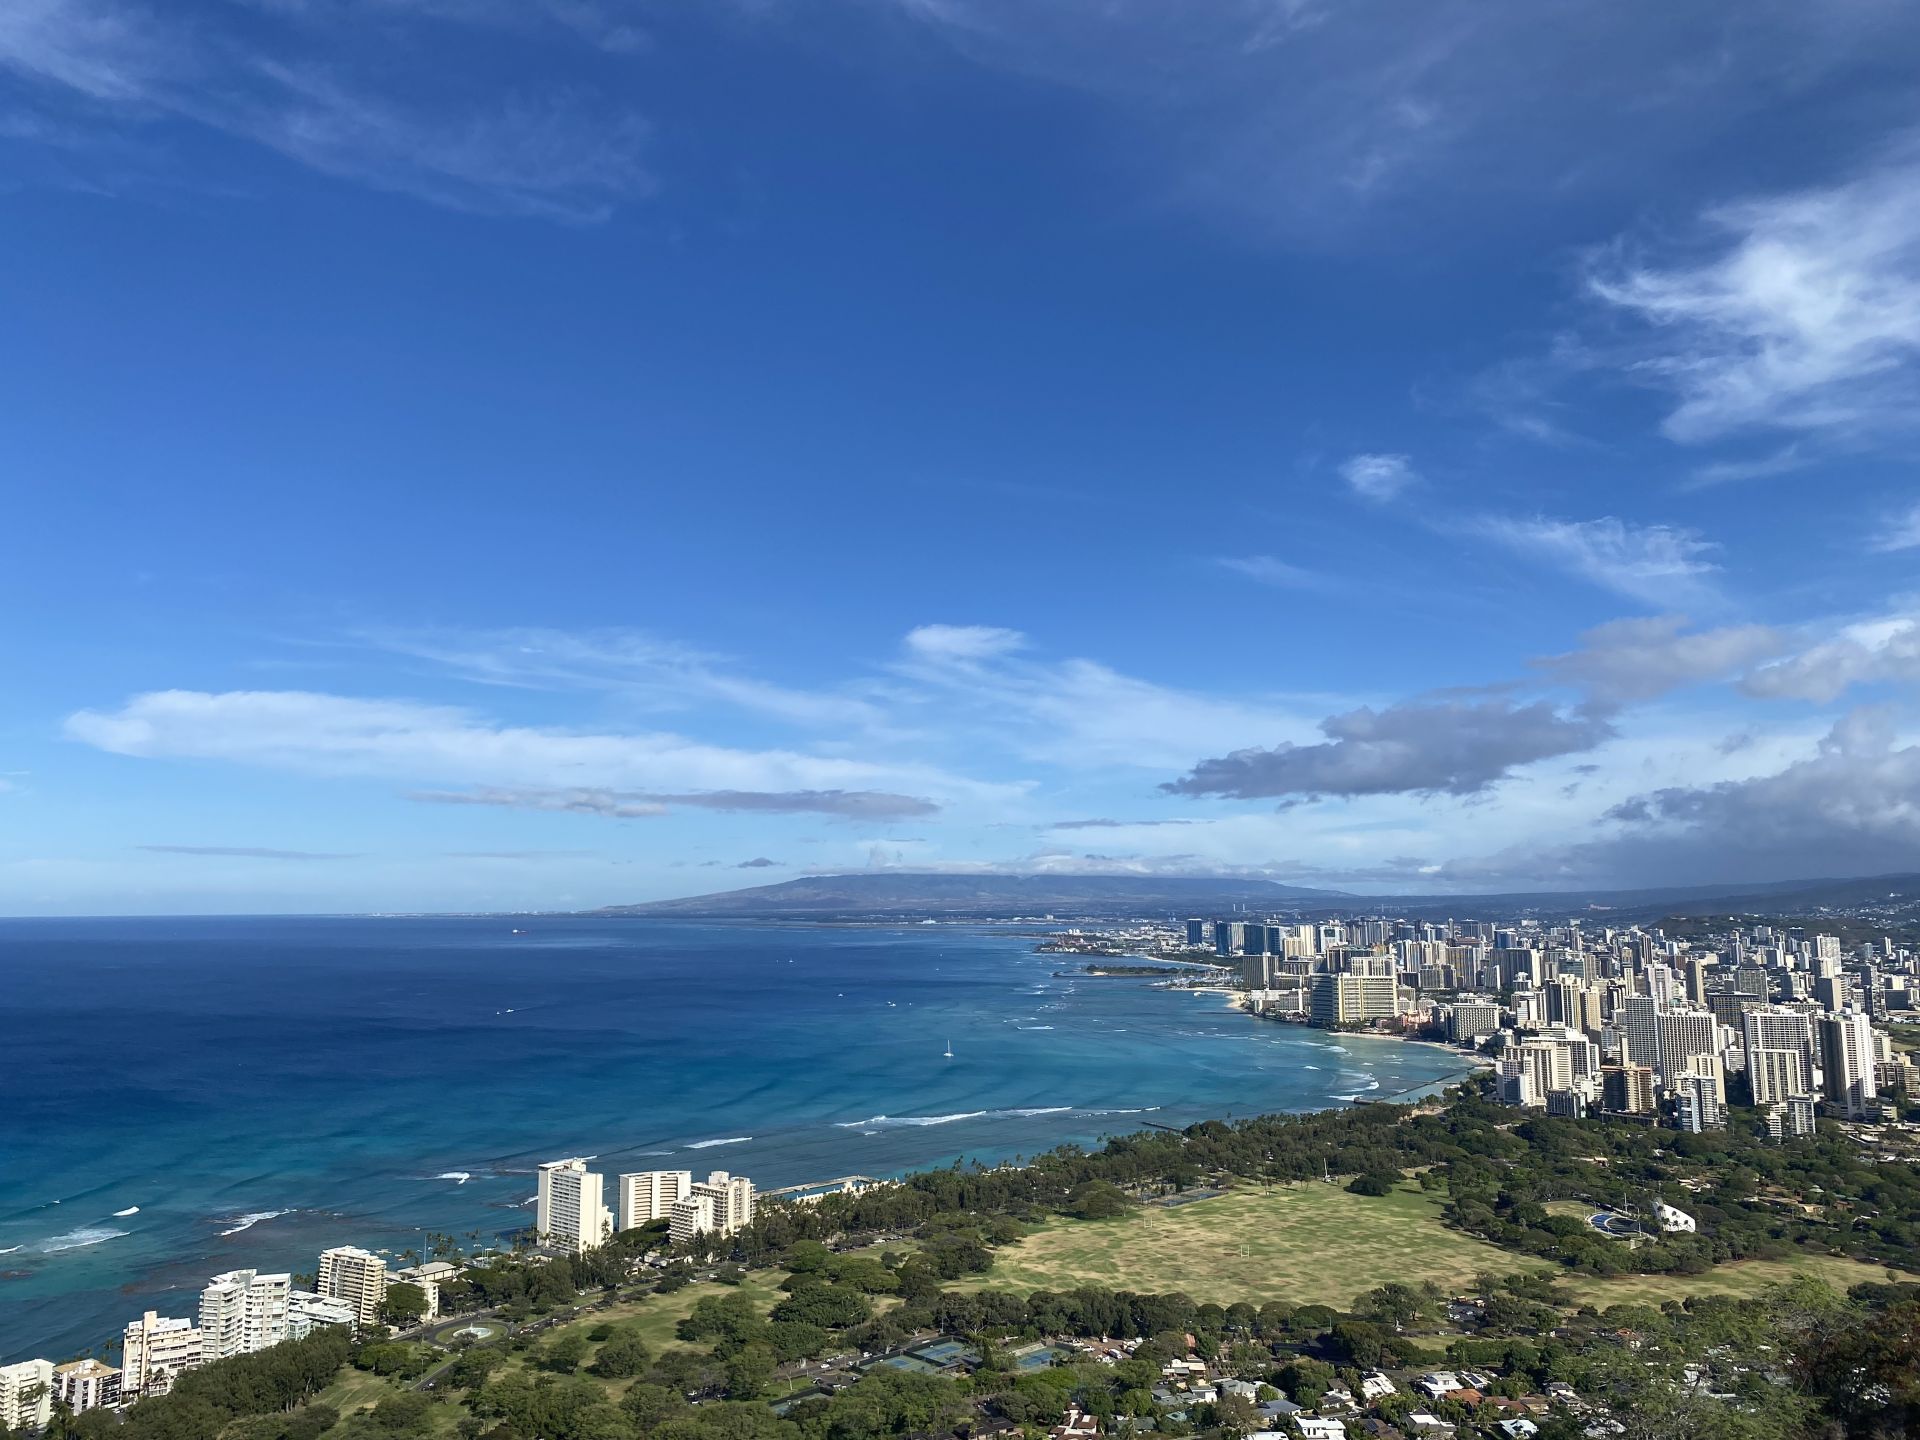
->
943;1038;955;1059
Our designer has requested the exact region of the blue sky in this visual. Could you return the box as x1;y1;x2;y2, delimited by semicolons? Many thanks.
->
5;1;1920;914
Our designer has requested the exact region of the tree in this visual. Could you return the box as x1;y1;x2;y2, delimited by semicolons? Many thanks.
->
542;1330;592;1374
595;1329;654;1379
382;1282;430;1328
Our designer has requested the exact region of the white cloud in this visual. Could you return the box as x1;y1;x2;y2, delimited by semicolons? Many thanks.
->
1470;514;1719;608
366;626;886;730
1338;452;1417;502
1216;555;1320;588
895;628;1328;772
1587;139;1920;445
63;689;982;799
902;624;1028;662
1741;614;1920;702
1870;501;1920;554
1534;614;1786;705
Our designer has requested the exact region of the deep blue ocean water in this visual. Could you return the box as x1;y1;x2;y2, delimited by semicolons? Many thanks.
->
0;916;1472;1363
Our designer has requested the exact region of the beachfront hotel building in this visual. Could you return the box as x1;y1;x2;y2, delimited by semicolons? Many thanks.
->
317;1245;389;1331
537;1158;613;1254
669;1171;756;1245
199;1267;291;1360
619;1169;693;1230
53;1358;122;1414
0;1359;55;1433
121;1311;204;1399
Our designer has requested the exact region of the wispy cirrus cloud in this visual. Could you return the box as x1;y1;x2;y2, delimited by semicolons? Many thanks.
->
365;626;885;730
64;689;983;805
1586;137;1920;447
410;785;938;820
1870;501;1920;554
1216;555;1320;589
1467;514;1720;608
136;844;359;860
0;0;652;218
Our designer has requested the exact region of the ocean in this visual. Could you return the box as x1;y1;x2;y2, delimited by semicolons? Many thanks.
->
0;916;1471;1363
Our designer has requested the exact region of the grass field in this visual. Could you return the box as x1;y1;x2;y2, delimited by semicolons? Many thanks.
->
961;1183;1551;1308
961;1183;1903;1312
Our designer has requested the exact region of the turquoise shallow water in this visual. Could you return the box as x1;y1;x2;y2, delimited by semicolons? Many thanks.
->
0;915;1469;1362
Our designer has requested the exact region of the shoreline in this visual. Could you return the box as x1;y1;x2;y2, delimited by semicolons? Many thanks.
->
4;921;1475;1363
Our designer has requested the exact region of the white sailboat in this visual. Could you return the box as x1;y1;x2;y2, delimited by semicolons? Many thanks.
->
943;1038;955;1059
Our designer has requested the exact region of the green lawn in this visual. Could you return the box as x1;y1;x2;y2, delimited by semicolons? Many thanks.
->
960;1182;1905;1312
959;1183;1552;1309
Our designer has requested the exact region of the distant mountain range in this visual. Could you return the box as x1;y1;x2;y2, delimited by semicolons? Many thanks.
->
595;873;1350;919
596;870;1920;923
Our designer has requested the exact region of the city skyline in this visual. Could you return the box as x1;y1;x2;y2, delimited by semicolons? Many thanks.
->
7;5;1920;912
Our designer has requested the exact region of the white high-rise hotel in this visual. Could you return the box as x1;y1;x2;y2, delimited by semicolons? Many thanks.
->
670;1171;756;1246
619;1169;693;1229
538;1158;613;1254
317;1246;389;1331
121;1312;204;1399
200;1268;291;1361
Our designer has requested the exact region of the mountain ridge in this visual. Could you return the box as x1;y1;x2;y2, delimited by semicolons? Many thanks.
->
596;870;1920;922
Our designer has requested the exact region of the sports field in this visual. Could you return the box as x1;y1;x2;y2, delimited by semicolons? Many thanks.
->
961;1182;1902;1311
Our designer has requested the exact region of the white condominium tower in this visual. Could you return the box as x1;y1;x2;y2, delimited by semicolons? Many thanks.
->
121;1312;204;1399
0;1359;55;1433
200;1268;291;1360
1744;1007;1819;1105
670;1171;756;1245
619;1169;693;1230
317;1246;389;1331
537;1158;613;1254
1820;1011;1879;1119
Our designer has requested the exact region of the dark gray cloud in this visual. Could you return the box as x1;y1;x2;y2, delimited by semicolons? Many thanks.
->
409;786;937;820
736;857;781;868
1534;614;1786;705
1162;698;1613;801
137;844;359;860
1439;708;1920;887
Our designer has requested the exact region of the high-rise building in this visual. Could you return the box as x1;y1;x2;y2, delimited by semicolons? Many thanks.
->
1820;1012;1879;1118
52;1359;121;1415
1185;918;1206;947
1658;1009;1722;1097
1743;1008;1819;1103
1308;973;1400;1026
668;1171;757;1246
1448;999;1501;1044
199;1268;291;1360
317;1246;389;1331
1618;996;1660;1071
669;1192;718;1246
1602;1064;1656;1115
0;1359;55;1433
121;1312;203;1399
537;1158;613;1254
1672;1072;1727;1132
619;1169;694;1230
